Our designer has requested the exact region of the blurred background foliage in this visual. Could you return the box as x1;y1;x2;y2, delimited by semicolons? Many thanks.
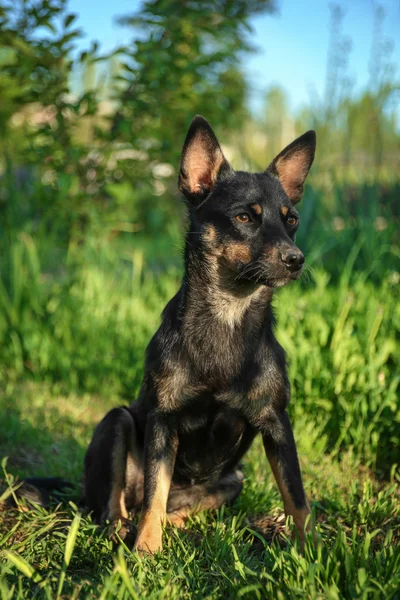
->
0;0;399;475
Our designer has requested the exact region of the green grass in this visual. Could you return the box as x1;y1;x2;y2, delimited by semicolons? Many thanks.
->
0;185;399;598
0;230;398;469
0;387;399;598
0;272;399;598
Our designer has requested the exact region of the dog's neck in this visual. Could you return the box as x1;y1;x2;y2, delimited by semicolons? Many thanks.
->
183;243;273;332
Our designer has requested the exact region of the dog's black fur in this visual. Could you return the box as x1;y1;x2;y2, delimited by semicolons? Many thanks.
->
7;117;316;554
83;116;316;553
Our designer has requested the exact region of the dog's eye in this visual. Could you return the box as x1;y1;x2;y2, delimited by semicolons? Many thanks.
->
287;216;298;226
236;214;250;223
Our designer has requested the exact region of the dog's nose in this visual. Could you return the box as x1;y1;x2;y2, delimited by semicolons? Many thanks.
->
281;250;304;272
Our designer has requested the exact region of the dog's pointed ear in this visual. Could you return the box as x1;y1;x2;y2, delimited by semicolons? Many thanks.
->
267;130;316;204
179;116;232;204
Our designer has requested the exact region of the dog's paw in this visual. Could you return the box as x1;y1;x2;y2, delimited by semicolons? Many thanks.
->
108;517;137;546
134;527;163;555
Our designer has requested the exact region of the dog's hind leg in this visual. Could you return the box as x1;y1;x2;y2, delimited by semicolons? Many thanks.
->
84;406;143;543
166;470;244;528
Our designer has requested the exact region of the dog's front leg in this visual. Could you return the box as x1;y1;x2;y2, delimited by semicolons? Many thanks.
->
262;409;311;546
134;411;178;554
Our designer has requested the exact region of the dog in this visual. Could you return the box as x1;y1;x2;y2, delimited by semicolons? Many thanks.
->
82;116;316;554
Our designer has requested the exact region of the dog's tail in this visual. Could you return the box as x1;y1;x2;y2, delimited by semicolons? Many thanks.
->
1;477;79;509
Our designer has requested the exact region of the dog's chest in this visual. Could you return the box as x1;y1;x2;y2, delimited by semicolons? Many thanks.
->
173;400;255;484
215;380;272;427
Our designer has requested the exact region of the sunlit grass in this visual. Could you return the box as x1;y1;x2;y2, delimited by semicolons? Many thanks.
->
1;385;399;598
0;186;399;597
1;230;398;469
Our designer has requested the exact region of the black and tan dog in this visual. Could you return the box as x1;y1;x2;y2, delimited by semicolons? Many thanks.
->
83;116;316;554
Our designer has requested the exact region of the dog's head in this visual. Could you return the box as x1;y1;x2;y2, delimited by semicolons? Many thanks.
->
179;116;316;289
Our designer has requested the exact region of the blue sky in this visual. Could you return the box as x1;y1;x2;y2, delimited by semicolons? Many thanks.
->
69;0;400;116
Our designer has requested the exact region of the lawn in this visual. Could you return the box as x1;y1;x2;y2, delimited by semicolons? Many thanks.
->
0;231;399;598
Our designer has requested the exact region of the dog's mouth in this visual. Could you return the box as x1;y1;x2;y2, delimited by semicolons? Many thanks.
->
236;263;304;288
261;277;296;289
266;268;304;288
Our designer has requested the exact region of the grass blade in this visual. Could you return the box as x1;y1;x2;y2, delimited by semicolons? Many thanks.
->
56;512;81;599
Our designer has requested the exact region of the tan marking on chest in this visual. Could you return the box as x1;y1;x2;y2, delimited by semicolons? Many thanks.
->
217;390;271;424
247;378;268;402
209;285;264;329
155;367;204;411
